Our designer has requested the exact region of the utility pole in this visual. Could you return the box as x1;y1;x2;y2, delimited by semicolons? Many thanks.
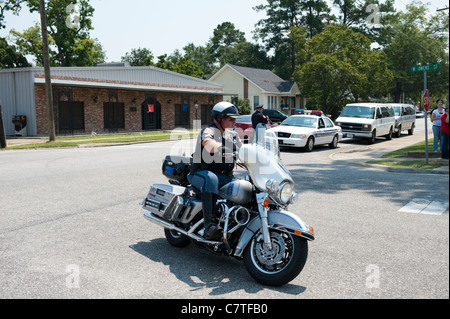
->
39;0;56;142
0;105;7;149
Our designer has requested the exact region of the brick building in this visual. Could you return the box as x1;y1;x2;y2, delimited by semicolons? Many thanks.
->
0;65;223;136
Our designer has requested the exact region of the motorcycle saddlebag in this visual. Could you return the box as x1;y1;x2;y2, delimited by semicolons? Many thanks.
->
142;184;186;219
162;155;192;185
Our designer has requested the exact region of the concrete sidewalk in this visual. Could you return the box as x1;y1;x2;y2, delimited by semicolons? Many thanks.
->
330;131;449;174
4;137;48;146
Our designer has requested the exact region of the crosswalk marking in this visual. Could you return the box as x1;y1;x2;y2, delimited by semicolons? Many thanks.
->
399;199;449;215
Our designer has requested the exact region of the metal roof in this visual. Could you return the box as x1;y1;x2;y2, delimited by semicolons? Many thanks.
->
0;66;224;94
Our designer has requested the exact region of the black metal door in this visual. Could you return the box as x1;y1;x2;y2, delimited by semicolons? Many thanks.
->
142;95;161;130
104;102;125;131
58;101;85;133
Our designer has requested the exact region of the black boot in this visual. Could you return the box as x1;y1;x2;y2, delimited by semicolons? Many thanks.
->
202;192;222;240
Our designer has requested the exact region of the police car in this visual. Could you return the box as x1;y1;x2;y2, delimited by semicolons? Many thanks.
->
271;114;343;152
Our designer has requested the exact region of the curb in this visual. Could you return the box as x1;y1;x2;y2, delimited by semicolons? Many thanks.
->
2;137;190;150
332;159;449;175
360;162;448;175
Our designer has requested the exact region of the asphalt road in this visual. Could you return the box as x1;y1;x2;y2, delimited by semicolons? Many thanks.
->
0;120;448;299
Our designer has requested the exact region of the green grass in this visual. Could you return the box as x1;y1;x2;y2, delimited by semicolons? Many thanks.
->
5;141;80;149
381;139;435;158
1;131;197;150
368;138;448;170
55;131;178;141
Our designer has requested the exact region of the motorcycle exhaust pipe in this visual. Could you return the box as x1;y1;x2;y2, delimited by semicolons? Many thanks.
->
143;212;220;245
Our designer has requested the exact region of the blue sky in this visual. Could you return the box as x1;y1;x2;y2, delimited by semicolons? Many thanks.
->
0;0;448;64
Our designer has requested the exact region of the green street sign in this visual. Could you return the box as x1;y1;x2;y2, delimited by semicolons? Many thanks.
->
410;64;440;72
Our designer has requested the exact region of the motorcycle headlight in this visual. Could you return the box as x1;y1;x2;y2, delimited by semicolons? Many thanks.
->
278;182;294;204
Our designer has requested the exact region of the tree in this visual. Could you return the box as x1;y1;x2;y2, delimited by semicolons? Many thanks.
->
0;0;25;29
332;0;396;45
154;54;205;79
11;23;55;66
235;98;252;115
0;36;30;68
22;0;105;66
294;25;393;117
121;48;154;66
382;1;449;103
301;0;333;38
254;0;332;77
222;41;272;70
209;22;245;58
208;22;247;68
174;57;205;78
183;43;215;75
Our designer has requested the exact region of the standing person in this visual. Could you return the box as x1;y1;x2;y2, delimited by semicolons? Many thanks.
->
440;107;449;160
251;105;270;129
252;105;272;143
431;100;444;152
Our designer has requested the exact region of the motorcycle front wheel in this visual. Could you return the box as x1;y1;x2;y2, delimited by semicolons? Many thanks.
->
243;230;308;286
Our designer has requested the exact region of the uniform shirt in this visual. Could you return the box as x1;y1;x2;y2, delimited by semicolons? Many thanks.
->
191;124;242;175
252;111;269;129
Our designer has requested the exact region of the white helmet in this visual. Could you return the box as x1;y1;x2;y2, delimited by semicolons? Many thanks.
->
211;102;239;119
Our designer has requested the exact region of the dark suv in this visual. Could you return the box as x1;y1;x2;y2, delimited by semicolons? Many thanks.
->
263;109;288;123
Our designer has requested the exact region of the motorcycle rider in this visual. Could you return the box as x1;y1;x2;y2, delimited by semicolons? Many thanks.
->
188;102;242;240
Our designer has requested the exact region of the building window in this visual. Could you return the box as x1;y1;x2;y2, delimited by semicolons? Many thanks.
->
104;102;125;130
253;96;260;108
268;96;278;109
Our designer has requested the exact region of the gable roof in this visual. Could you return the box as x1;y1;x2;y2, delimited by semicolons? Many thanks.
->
209;64;296;94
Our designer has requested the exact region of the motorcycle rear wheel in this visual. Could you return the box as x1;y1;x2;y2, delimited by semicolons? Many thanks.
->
243;230;308;286
164;229;190;247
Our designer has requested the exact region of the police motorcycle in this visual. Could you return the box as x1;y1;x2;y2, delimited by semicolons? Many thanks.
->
141;125;314;286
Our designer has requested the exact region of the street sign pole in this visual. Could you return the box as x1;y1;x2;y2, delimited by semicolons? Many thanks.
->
411;64;440;165
424;71;429;164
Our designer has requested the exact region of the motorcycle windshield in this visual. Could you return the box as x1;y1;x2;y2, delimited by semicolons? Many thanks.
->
254;123;280;158
239;124;293;192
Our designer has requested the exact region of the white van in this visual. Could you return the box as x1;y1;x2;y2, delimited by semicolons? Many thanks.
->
389;103;416;137
336;103;395;144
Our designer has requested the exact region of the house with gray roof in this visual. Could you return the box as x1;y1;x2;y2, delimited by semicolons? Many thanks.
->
208;64;304;114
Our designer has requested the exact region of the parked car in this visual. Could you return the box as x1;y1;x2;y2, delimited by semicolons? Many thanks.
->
263;109;288;123
389;103;416;137
336;103;395;144
234;115;278;142
416;111;426;118
271;115;343;152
